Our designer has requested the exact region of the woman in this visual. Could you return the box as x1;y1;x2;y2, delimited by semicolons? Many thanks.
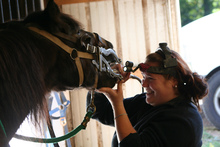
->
87;43;208;147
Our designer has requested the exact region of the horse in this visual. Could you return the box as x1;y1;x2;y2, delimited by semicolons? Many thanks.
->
0;0;121;146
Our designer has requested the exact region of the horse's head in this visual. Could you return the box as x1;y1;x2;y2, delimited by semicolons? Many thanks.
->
0;1;122;144
76;29;123;89
23;0;121;90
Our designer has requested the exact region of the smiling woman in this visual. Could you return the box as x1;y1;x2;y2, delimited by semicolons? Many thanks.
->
141;71;178;106
87;42;208;147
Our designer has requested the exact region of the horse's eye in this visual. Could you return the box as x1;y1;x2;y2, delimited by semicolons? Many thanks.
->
76;29;81;35
77;30;80;35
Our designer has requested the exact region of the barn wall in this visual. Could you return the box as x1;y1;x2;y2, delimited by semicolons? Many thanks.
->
58;0;181;146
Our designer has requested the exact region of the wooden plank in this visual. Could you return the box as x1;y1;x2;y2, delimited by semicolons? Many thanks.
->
155;0;168;43
55;0;110;5
117;0;146;64
101;125;115;147
117;0;146;97
86;120;99;147
69;90;84;146
142;0;151;55
142;0;180;52
69;89;99;147
112;0;123;58
169;0;181;52
64;91;75;146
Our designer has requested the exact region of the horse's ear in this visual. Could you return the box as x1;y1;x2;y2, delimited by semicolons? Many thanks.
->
44;0;60;18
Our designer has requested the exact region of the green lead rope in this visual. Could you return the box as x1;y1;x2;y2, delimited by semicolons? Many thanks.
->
13;110;94;143
0;120;7;138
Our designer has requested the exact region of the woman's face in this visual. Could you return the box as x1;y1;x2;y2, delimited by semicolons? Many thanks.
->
141;62;178;106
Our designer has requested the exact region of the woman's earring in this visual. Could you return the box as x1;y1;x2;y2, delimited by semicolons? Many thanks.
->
174;85;178;88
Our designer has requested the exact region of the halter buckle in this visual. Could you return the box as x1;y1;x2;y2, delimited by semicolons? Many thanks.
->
70;49;78;59
86;44;97;54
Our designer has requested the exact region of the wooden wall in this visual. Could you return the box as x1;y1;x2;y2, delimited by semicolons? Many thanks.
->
56;0;181;146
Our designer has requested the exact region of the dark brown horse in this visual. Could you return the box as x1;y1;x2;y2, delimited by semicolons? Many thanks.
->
0;0;120;146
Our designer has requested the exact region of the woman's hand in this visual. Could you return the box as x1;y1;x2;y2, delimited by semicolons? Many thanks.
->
116;64;130;83
97;64;130;106
98;80;124;106
97;64;136;142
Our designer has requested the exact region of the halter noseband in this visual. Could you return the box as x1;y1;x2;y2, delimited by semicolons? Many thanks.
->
28;27;122;88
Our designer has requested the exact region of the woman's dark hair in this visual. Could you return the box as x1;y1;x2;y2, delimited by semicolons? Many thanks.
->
146;50;208;110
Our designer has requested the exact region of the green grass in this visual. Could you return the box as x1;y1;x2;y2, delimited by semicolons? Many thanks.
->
202;128;220;147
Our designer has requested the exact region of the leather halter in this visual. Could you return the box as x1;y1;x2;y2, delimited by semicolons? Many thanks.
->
28;26;96;87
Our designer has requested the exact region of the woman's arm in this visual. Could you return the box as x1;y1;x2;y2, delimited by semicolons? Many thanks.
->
102;81;137;142
98;64;136;142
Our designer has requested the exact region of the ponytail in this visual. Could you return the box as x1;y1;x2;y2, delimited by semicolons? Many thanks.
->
173;52;208;110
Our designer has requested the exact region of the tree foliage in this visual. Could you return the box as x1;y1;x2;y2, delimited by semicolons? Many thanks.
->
180;0;220;26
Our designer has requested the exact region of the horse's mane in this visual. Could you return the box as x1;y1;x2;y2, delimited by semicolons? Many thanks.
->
0;1;82;128
0;23;48;125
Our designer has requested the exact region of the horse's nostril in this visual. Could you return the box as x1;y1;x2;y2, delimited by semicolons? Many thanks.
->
80;35;92;49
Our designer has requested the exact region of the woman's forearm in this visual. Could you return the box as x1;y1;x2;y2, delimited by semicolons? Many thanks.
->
113;104;137;142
